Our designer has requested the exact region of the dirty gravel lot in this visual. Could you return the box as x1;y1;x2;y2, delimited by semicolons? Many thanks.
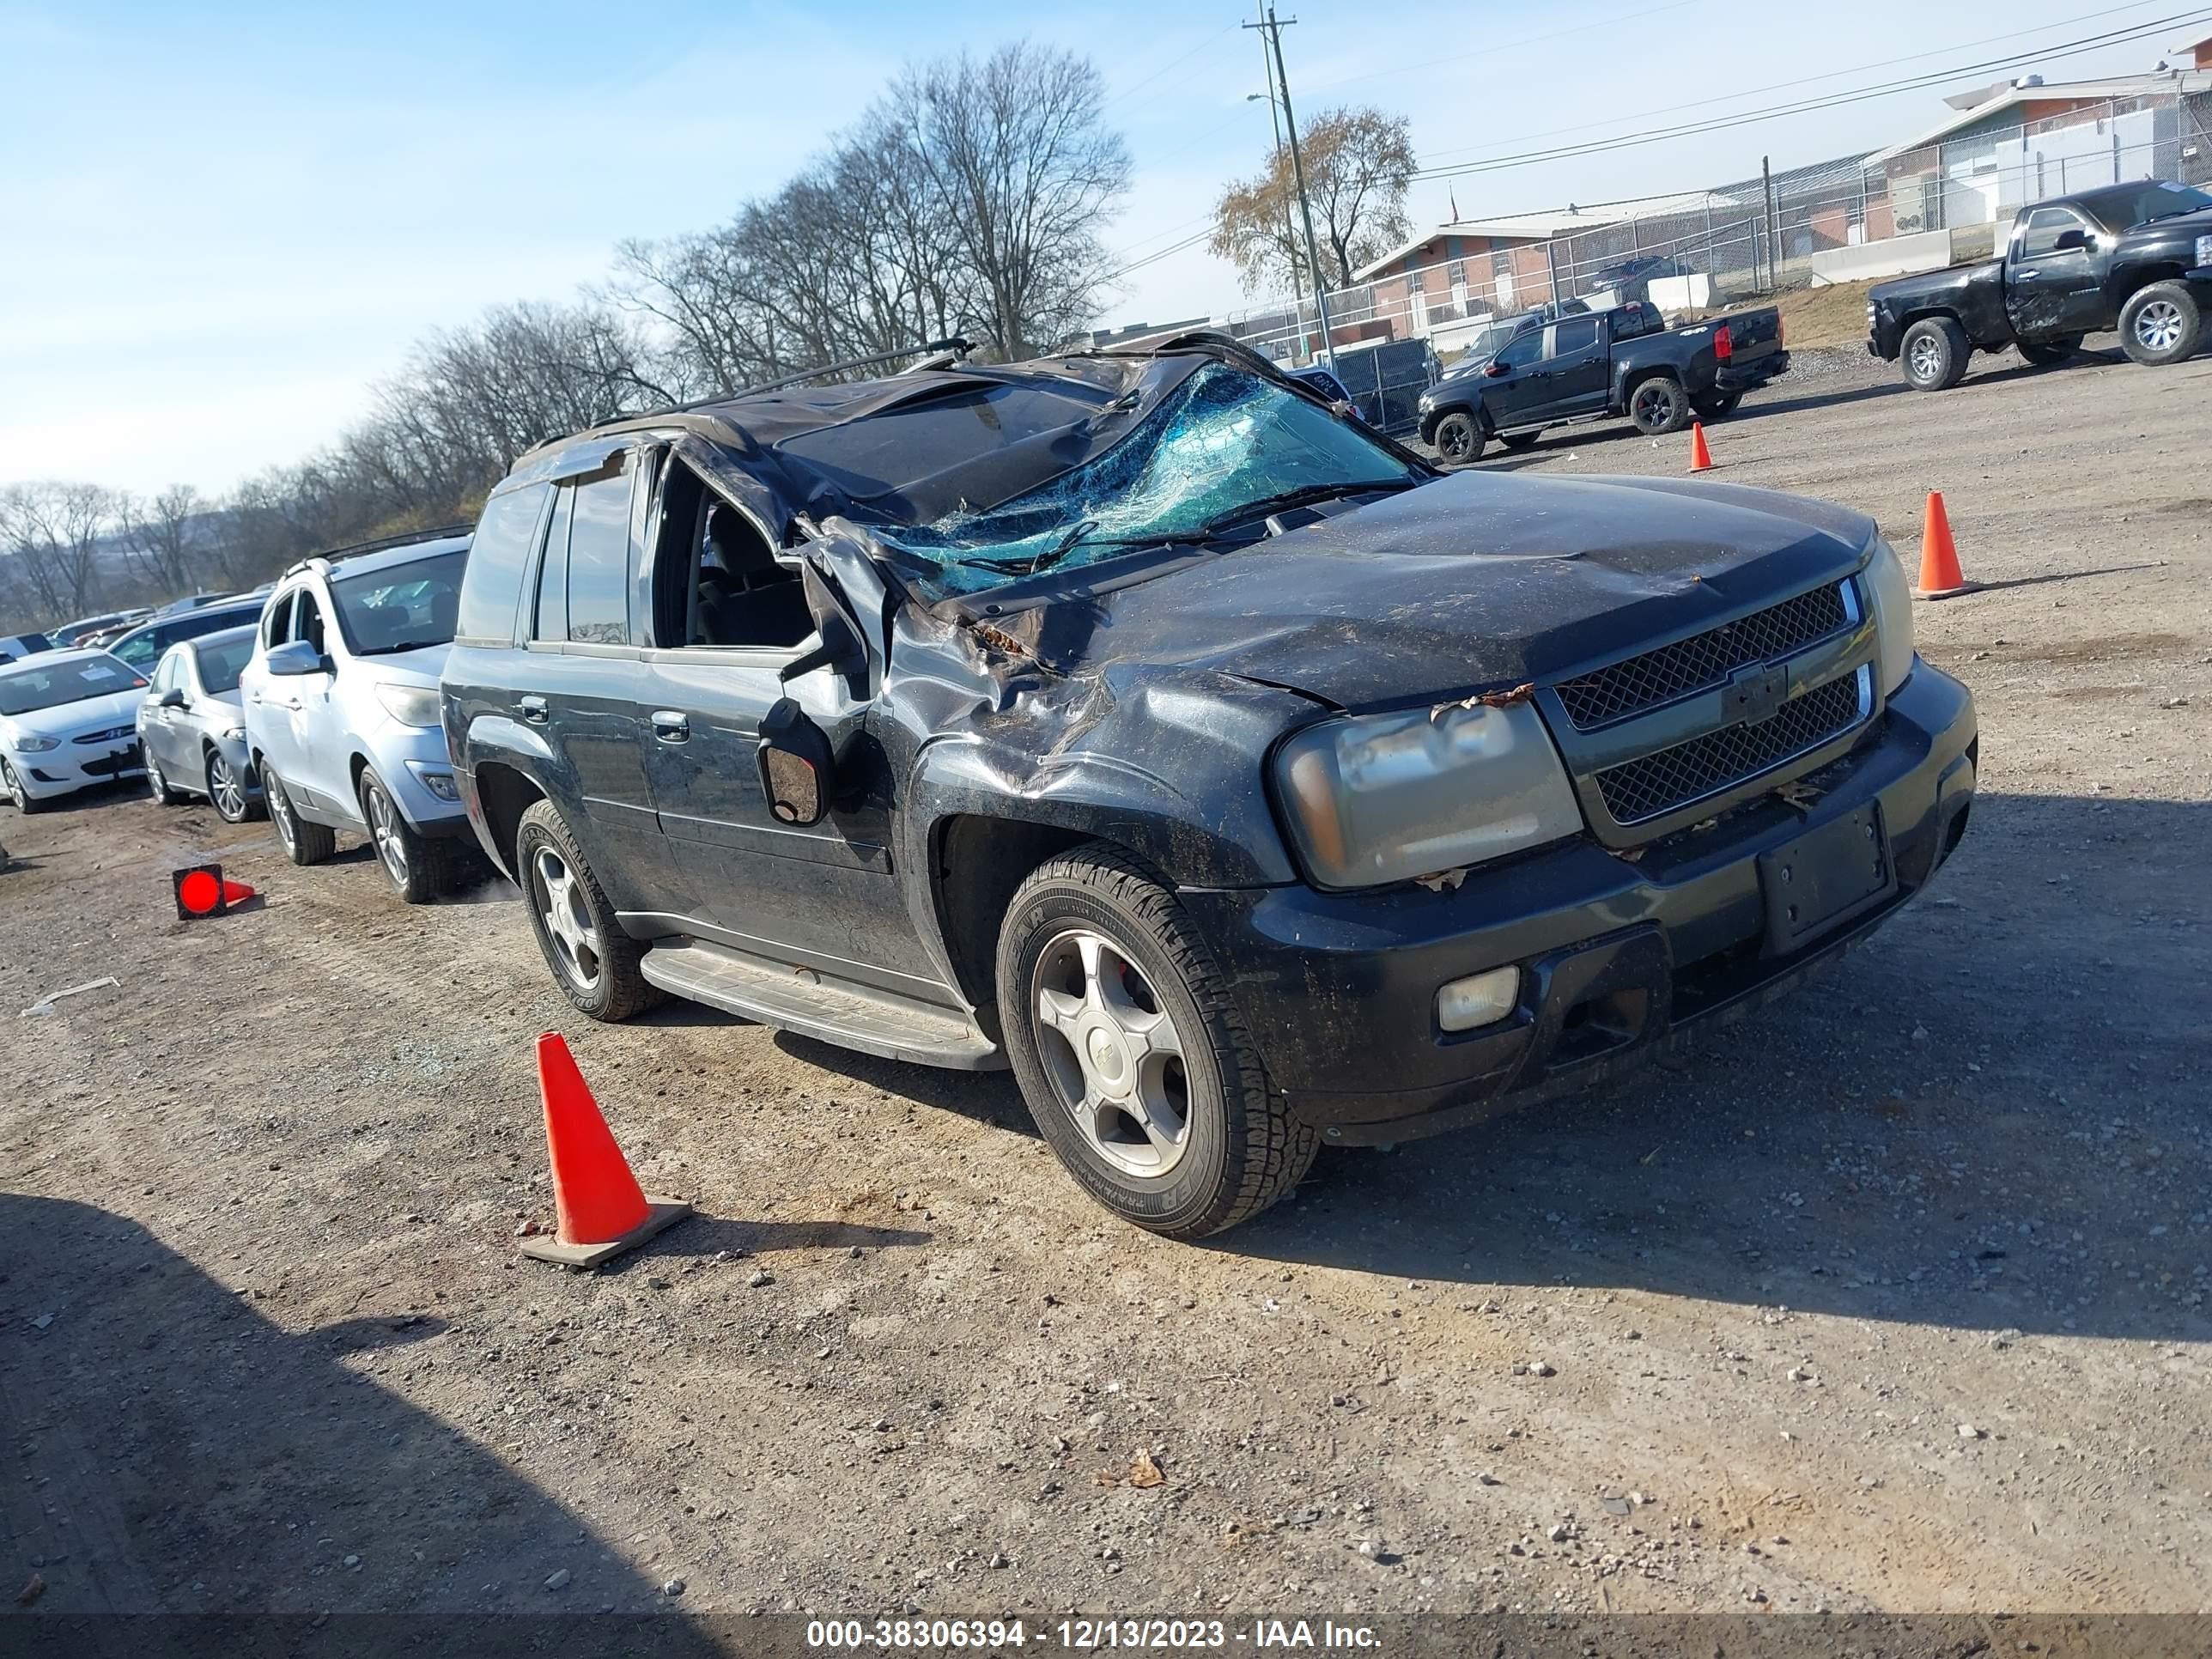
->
3;341;2209;1635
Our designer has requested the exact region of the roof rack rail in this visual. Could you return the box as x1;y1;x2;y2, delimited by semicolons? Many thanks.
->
279;521;474;580
659;337;978;416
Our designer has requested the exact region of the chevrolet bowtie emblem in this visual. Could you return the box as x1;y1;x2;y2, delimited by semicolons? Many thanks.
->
1725;661;1790;726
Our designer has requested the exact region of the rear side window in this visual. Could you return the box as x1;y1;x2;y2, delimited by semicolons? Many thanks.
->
565;468;635;645
532;489;575;644
454;483;550;645
1551;317;1601;355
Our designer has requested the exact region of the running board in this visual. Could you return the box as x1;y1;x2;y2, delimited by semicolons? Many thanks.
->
639;939;1006;1072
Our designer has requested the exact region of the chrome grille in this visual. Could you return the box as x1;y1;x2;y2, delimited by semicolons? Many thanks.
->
1555;583;1852;730
75;725;137;744
1595;670;1867;824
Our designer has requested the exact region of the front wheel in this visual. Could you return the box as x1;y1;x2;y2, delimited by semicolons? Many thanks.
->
205;749;258;824
1900;316;1971;391
2016;336;2081;367
262;761;336;865
995;847;1317;1239
359;768;456;904
0;757;47;816
514;799;661;1021
1626;374;1691;434
1692;390;1742;420
1431;410;1485;465
2118;282;2203;367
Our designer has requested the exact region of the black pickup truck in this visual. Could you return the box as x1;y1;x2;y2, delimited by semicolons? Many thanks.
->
1869;178;2212;390
1417;298;1788;464
442;332;1973;1238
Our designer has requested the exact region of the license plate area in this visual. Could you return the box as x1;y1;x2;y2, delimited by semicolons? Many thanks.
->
1759;802;1893;953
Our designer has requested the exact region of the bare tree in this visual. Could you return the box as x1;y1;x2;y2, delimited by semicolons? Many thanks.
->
1212;106;1417;295
0;482;112;621
892;42;1131;359
116;484;210;598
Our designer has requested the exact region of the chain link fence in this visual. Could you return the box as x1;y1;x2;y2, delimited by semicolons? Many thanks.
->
1218;89;2204;375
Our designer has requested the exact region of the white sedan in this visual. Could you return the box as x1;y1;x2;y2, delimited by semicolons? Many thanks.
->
0;648;153;813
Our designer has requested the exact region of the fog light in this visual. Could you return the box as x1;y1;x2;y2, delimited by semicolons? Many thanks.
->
1437;966;1519;1032
417;770;460;802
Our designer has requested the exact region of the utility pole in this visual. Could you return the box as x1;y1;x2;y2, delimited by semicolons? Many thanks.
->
1761;155;1781;293
1245;6;1335;366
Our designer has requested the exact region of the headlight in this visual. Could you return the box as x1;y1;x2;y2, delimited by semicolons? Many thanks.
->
1860;538;1917;696
374;683;442;727
2197;234;2212;270
221;724;246;742
9;734;60;753
1273;700;1583;890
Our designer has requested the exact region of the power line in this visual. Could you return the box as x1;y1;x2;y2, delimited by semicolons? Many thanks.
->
1416;0;2174;164
1412;8;2212;180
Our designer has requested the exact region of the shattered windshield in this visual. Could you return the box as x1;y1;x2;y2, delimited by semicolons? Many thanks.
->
879;362;1423;599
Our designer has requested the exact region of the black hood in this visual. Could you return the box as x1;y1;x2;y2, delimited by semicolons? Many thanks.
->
2122;204;2212;241
1009;471;1876;712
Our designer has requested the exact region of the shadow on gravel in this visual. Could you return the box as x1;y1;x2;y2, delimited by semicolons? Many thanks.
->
1206;791;2212;1345
0;1193;726;1656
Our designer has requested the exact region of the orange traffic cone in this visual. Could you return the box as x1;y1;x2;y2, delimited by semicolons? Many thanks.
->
1913;490;1973;599
1688;422;1715;472
519;1033;690;1269
173;864;255;919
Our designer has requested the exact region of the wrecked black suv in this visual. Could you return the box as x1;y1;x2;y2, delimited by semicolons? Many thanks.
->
441;335;1978;1238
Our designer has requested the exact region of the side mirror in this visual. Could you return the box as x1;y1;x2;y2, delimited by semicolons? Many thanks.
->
2051;228;2091;253
157;688;187;708
756;697;835;827
1483;361;1510;378
265;640;325;677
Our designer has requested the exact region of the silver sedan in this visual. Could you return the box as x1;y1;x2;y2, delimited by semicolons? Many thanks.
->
137;627;264;823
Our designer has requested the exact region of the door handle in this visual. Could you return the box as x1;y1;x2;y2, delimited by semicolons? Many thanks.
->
650;710;690;744
2015;269;2039;279
518;696;550;726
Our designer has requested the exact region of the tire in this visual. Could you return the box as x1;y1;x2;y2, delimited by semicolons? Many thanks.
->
2118;281;2203;368
144;749;185;805
261;760;336;866
0;757;48;815
514;798;661;1021
205;748;258;824
1626;374;1691;434
1692;390;1743;420
1496;429;1540;450
358;767;456;904
2016;336;2081;367
1431;410;1485;465
995;845;1318;1239
1900;316;1970;391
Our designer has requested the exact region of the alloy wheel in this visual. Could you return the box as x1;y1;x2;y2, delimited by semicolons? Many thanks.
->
145;755;166;799
1;759;25;811
1029;927;1192;1180
531;844;604;992
2134;299;2184;354
208;753;246;821
364;780;409;888
1908;334;1942;382
267;770;297;852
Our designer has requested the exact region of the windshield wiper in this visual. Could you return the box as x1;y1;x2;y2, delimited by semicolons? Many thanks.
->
360;637;449;655
1198;478;1419;535
952;518;1102;577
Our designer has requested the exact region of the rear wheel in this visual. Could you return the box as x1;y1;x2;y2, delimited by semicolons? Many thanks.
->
144;750;185;805
262;761;335;865
2118;282;2202;367
1626;374;1691;434
2016;335;2081;367
1901;316;1970;391
1496;429;1539;450
515;799;661;1021
1692;389;1743;419
205;749;256;823
1431;411;1485;465
996;846;1317;1239
359;768;456;904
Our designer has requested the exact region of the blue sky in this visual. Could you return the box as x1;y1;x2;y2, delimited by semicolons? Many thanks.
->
1;0;2193;493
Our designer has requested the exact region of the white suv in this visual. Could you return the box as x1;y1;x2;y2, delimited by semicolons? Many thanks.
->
238;527;474;902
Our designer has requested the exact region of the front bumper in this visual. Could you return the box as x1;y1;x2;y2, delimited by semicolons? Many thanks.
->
11;737;145;799
1182;664;1976;1145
